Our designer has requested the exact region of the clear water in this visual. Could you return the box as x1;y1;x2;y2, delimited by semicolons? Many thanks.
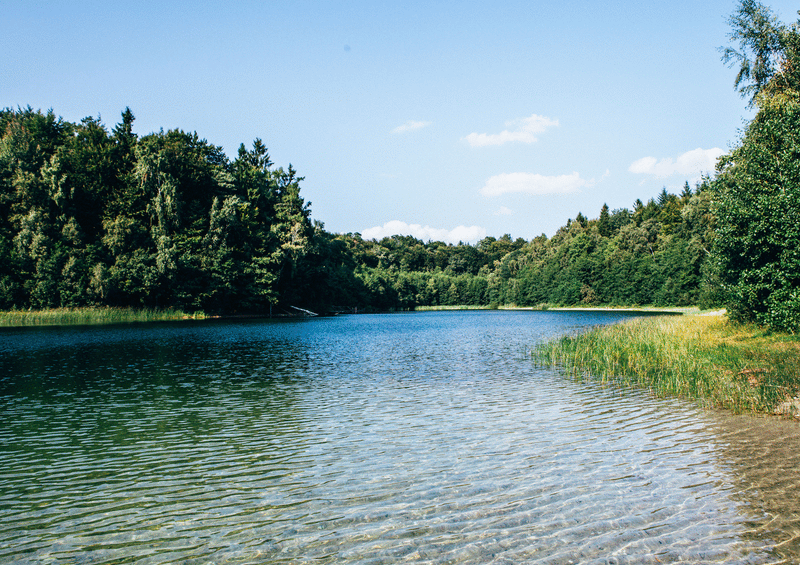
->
1;310;798;564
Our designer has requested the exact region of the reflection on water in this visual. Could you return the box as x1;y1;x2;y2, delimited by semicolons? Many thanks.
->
0;311;798;564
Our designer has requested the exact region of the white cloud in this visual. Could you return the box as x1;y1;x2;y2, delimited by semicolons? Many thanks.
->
391;120;431;134
495;206;513;216
361;220;487;244
479;171;587;197
463;114;559;147
629;147;724;178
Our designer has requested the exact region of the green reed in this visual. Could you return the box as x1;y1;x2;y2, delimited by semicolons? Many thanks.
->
0;307;206;327
534;315;800;415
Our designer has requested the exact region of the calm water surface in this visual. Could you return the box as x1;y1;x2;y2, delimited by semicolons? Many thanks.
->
1;310;799;564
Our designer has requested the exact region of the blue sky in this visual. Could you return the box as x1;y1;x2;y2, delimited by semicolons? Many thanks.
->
4;0;798;242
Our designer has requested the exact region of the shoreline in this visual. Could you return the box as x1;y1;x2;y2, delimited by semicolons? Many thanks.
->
413;304;706;315
534;313;800;418
519;306;694;315
0;304;717;327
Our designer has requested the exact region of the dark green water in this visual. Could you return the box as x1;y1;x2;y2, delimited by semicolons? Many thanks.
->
1;310;799;564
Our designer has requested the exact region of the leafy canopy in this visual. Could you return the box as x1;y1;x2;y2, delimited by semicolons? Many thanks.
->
713;1;800;331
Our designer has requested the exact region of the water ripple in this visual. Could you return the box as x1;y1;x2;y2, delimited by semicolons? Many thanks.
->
0;312;797;563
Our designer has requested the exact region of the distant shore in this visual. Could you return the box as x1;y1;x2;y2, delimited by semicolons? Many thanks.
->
520;305;695;315
414;304;711;315
0;304;713;327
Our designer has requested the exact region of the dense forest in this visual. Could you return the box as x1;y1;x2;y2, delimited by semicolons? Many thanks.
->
1;0;799;331
0;105;717;315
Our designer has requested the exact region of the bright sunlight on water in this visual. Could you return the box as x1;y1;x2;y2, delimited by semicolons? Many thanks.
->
1;310;799;564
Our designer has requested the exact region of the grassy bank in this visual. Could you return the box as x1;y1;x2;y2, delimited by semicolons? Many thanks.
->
0;307;206;327
534;314;800;416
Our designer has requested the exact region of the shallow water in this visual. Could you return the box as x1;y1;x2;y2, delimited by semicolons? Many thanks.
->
0;310;798;564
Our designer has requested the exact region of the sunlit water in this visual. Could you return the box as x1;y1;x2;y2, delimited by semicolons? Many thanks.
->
1;310;799;564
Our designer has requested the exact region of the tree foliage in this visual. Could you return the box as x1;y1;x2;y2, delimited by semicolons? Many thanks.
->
337;184;717;311
0;106;724;315
0;107;326;313
11;4;800;319
713;1;800;331
722;0;800;106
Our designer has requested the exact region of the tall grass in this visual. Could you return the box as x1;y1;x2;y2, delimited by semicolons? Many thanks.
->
534;315;800;415
0;307;205;327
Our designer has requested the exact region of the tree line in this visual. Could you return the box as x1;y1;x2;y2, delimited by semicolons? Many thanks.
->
1;0;799;331
0;106;718;315
343;183;717;310
0;107;332;314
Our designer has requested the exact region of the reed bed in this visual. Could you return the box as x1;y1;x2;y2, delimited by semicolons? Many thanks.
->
534;314;800;415
0;307;205;327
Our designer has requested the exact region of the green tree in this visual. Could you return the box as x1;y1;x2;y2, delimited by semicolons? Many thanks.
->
598;203;612;237
713;92;800;330
721;0;800;106
713;1;800;330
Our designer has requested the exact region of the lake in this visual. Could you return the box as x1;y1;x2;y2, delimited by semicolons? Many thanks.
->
1;310;799;564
